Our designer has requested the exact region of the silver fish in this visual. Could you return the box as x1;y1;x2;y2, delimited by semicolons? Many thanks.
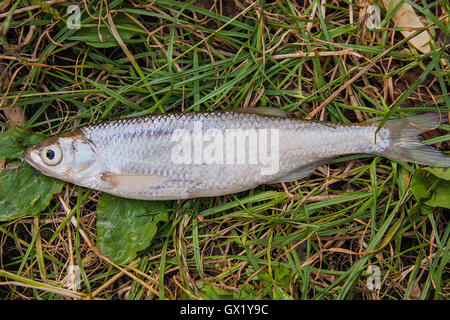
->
24;109;449;200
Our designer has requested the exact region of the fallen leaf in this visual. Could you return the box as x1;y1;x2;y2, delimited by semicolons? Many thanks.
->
381;0;432;53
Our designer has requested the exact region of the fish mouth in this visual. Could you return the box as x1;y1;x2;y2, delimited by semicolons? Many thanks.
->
23;147;35;167
23;147;47;173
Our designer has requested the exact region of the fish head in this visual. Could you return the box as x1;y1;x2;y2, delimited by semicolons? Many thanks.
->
24;129;99;183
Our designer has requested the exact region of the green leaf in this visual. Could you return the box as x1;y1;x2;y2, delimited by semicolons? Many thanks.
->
272;283;291;300
96;193;170;264
0;127;47;161
196;282;258;300
252;265;293;299
410;170;431;201
424;180;450;209
0;166;64;221
424;167;450;181
68;17;141;48
411;168;450;209
196;283;234;300
0;128;63;221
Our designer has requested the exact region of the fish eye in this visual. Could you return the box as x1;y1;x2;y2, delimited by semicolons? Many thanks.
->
41;144;62;166
46;149;55;160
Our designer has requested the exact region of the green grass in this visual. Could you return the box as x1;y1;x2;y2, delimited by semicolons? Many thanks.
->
0;0;449;300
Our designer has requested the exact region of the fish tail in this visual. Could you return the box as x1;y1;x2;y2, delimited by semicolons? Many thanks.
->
379;113;450;167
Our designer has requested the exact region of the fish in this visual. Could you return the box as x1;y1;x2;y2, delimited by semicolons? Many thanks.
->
24;108;450;200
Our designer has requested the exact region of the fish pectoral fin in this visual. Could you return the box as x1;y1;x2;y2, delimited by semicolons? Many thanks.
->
235;107;288;118
267;163;320;184
101;172;166;189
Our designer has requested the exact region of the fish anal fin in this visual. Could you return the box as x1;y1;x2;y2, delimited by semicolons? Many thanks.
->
101;172;166;189
189;186;249;198
235;107;288;118
267;163;319;184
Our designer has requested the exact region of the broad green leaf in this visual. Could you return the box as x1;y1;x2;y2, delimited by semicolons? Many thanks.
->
272;283;291;300
424;180;450;209
0;127;46;161
96;193;170;264
0;128;63;221
252;265;293;299
424;167;450;181
196;283;234;300
411;168;450;209
196;282;258;300
410;169;431;201
0;166;64;221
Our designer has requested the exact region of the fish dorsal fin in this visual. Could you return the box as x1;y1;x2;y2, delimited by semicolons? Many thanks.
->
235;107;288;118
101;172;166;189
267;162;320;184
